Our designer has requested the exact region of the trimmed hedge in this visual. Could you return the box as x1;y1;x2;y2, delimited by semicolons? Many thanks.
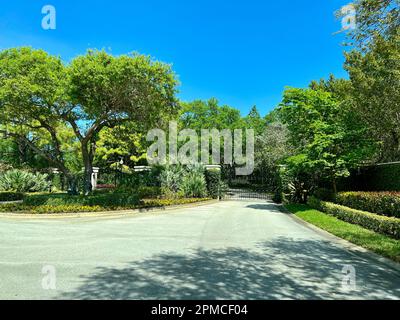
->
141;198;211;208
23;192;140;207
0;191;23;202
137;186;162;199
308;196;400;239
336;192;400;218
0;197;212;214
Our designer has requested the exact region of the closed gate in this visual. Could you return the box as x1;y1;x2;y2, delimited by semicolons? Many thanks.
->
223;188;272;201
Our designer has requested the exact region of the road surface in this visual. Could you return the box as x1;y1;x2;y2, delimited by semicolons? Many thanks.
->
0;200;399;299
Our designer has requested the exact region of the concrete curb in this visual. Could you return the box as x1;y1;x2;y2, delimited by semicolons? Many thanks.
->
0;199;220;220
276;203;400;273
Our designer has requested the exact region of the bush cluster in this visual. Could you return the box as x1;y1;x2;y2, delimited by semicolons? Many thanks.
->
159;165;208;198
23;192;139;207
0;169;51;193
205;169;226;199
0;191;24;202
140;198;211;208
0;197;212;214
336;191;400;218
137;186;162;198
308;196;400;239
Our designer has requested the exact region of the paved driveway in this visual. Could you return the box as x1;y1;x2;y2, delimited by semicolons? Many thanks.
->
0;200;399;300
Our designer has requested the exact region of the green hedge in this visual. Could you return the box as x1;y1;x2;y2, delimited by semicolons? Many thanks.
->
336;192;400;218
0;198;212;214
137;186;162;199
0;192;24;202
23;192;139;207
308;196;400;239
338;163;400;192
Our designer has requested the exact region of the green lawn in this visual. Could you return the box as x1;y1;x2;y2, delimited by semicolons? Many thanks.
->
285;204;400;262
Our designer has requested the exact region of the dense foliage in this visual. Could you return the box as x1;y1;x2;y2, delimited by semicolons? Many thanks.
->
0;191;23;202
0;197;212;214
308;197;400;239
336;191;400;218
0;48;179;194
0;169;51;193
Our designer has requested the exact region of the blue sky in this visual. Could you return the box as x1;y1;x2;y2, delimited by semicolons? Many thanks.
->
0;0;351;116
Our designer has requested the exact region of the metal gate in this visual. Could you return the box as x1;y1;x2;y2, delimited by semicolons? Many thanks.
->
223;188;272;201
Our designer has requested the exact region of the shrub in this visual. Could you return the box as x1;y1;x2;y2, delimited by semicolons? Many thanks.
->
336;191;400;218
23;192;139;207
137;186;162;199
141;198;211;208
159;165;185;196
0;169;51;193
205;169;227;199
307;196;400;239
0;191;23;201
179;168;207;198
0;197;212;214
119;167;163;189
313;188;335;201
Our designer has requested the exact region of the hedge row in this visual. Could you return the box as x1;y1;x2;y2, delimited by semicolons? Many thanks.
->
308;196;400;239
0;198;212;214
336;192;400;218
23;192;140;207
0;192;24;202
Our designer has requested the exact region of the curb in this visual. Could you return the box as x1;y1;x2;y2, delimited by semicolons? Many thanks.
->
276;203;400;273
0;199;220;220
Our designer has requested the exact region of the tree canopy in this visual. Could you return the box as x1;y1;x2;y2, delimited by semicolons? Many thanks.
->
0;48;179;193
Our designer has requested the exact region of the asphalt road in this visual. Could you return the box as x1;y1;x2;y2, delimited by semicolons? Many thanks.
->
0;200;399;300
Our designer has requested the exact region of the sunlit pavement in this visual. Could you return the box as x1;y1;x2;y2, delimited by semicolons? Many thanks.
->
0;200;399;300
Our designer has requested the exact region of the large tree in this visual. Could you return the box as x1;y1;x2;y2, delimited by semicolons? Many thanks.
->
277;87;375;194
345;28;400;161
179;98;243;131
349;0;399;48
0;48;179;194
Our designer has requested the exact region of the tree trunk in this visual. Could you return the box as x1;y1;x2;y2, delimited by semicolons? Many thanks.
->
333;178;337;195
66;174;79;195
81;143;93;196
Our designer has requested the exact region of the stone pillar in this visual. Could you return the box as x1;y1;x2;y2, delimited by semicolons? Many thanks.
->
92;167;99;189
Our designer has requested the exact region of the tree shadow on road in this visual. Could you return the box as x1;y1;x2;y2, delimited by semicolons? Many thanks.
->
246;203;283;212
59;237;400;300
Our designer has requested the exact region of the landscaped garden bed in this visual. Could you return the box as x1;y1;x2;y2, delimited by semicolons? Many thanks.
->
0;193;212;214
308;196;400;239
335;191;400;218
285;204;400;262
0;165;221;214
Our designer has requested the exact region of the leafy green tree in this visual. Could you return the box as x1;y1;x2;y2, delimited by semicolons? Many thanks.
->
277;87;375;195
0;47;78;188
95;123;148;170
0;48;179;194
244;106;265;135
179;98;243;131
349;0;399;48
345;28;400;161
68;50;179;194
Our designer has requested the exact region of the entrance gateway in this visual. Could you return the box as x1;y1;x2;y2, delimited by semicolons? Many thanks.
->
223;188;272;201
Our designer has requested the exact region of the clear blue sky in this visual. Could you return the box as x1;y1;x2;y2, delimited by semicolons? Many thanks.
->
0;0;351;116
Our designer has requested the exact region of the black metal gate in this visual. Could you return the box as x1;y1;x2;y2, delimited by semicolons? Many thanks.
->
223;188;272;201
